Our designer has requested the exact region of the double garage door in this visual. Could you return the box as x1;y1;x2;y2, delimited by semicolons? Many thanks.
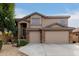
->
29;31;69;43
45;31;69;44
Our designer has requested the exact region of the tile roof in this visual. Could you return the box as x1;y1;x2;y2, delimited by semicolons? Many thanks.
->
73;28;79;32
15;12;70;22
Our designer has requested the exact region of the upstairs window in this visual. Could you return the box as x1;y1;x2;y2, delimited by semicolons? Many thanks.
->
31;18;41;25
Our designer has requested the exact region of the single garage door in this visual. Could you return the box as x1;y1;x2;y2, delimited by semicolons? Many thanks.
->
29;31;40;43
45;31;69;44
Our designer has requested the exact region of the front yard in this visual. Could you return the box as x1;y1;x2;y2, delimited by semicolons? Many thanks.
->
0;43;79;56
0;44;26;56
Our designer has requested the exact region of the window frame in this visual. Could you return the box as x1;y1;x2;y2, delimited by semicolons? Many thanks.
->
31;17;41;26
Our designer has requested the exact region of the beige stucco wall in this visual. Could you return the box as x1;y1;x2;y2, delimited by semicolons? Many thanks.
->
30;14;42;28
30;26;41;28
18;14;68;28
29;31;40;43
45;31;69;44
42;18;68;27
70;33;78;43
29;14;68;28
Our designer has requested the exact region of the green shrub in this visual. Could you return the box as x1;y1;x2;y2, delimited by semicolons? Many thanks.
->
16;39;29;47
0;40;3;50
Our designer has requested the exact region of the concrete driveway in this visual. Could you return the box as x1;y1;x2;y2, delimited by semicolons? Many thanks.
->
19;43;79;56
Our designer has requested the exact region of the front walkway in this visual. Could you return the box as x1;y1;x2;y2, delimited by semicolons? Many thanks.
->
0;44;26;56
19;43;79;56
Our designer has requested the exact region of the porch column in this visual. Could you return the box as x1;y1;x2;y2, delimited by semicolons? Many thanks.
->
41;30;45;43
18;23;21;39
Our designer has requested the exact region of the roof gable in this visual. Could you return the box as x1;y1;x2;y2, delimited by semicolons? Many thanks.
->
23;12;45;19
22;12;70;19
16;12;70;22
44;23;75;31
45;23;67;28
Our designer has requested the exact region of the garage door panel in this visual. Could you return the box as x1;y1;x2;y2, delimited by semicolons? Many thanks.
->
45;31;69;44
29;32;40;43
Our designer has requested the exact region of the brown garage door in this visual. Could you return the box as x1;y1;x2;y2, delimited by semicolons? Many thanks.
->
45;31;69;44
29;31;40;43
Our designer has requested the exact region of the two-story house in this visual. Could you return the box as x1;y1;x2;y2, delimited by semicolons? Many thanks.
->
16;12;74;44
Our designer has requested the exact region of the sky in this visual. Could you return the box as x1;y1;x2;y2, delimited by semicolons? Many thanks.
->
15;3;79;28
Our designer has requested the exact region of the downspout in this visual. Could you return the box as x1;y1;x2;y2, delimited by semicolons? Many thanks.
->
40;30;42;43
41;29;45;43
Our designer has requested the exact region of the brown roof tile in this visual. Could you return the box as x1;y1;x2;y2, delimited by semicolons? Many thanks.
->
73;28;79;32
15;12;70;22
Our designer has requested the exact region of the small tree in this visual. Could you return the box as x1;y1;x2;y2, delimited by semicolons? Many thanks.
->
0;3;16;37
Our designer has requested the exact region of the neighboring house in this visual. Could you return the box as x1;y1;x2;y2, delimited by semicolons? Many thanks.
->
71;28;79;43
16;12;74;44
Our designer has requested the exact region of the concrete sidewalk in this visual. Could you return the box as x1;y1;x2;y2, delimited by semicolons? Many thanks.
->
19;43;79;56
